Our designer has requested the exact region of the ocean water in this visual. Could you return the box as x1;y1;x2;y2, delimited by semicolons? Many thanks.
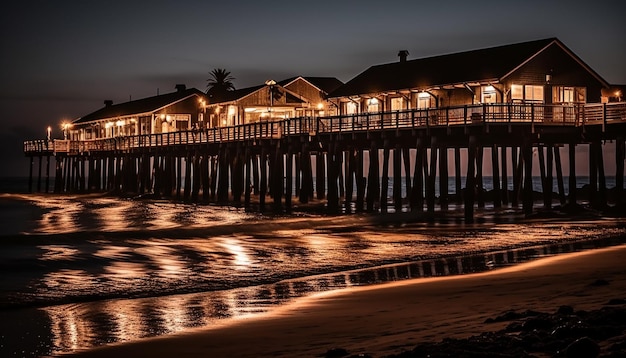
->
0;177;625;357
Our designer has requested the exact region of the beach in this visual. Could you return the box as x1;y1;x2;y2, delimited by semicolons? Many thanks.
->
63;244;626;357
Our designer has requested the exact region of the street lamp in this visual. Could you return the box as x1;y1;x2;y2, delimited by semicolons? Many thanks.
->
198;98;206;129
265;79;276;120
47;126;51;141
62;122;71;140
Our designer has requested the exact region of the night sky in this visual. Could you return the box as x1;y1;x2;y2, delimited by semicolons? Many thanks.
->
1;0;625;178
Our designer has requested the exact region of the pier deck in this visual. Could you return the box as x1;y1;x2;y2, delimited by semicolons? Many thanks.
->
23;102;626;220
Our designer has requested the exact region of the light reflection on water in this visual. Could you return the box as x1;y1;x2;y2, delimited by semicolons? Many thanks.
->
0;194;625;357
38;236;625;356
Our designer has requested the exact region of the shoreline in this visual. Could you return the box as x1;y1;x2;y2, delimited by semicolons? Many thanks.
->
63;244;626;358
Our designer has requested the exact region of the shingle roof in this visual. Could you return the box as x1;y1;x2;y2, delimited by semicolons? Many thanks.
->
329;38;580;98
74;88;205;124
279;76;344;95
208;85;265;103
208;76;344;104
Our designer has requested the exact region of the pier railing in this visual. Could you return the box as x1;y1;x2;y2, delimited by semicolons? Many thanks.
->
24;102;626;155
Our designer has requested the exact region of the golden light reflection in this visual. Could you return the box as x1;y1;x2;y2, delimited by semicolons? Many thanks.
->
38;245;79;261
134;242;187;279
34;197;83;234
41;269;96;291
45;304;95;352
91;199;134;232
155;295;189;333
220;237;252;270
102;299;149;342
103;261;147;280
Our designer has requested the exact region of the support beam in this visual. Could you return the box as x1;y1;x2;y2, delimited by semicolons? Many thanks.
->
393;143;402;212
522;141;534;216
491;145;501;208
380;140;391;213
465;136;476;223
554;146;566;206
439;144;448;211
366;141;379;212
426;137;437;215
501;146;508;205
411;136;425;212
616;138;625;207
454;147;462;205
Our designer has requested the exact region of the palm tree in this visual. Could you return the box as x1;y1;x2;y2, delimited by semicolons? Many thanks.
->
206;68;235;98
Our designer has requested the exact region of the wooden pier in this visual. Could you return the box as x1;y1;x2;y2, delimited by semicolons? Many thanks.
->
24;102;626;221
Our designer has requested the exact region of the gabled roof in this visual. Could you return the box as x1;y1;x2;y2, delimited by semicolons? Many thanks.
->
278;76;344;95
208;84;265;103
208;76;343;105
74;88;206;124
329;38;609;98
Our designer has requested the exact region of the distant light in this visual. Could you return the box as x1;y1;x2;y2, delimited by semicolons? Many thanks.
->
244;107;257;113
116;120;124;127
227;106;236;116
418;92;430;98
368;98;378;105
485;85;495;92
317;103;324;110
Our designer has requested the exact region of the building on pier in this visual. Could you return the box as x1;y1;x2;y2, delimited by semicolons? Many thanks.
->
204;76;343;127
68;84;207;140
328;38;609;113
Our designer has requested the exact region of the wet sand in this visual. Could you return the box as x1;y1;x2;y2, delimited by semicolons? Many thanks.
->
63;243;626;357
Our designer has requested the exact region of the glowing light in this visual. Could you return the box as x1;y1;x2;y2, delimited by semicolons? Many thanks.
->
418;92;430;98
166;115;172;122
244;107;257;112
105;122;114;129
317;103;324;110
368;98;378;105
227;106;236;116
485;85;496;92
220;237;252;270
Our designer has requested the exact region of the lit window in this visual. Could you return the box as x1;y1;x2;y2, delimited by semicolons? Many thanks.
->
524;85;544;102
481;85;497;103
511;85;523;100
417;92;430;109
554;86;575;103
346;101;358;115
391;97;404;111
367;98;380;112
